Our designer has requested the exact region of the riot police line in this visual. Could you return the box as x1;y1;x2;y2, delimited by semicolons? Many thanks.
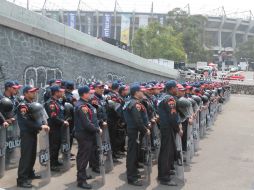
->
0;79;231;189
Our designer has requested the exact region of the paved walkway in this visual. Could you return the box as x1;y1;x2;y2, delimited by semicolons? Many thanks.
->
1;94;254;190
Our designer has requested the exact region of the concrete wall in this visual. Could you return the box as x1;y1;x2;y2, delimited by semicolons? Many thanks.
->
230;83;254;95
0;1;178;93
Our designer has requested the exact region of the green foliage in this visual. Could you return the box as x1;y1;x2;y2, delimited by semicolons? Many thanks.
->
132;22;186;61
132;8;212;63
235;38;254;61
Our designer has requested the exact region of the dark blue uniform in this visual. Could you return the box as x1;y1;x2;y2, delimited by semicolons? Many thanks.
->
45;97;65;168
157;93;179;182
123;98;148;183
106;91;124;158
17;99;42;184
64;91;76;149
0;113;4;125
74;98;100;183
89;93;107;170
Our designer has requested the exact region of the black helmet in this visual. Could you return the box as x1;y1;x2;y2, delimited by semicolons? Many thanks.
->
29;102;43;121
201;95;209;104
212;89;218;96
205;90;212;95
64;102;74;119
204;92;211;99
192;95;202;107
217;87;223;95
188;97;198;113
0;97;13;113
176;97;193;122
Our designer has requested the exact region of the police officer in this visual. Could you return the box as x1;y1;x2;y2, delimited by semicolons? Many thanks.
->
64;81;76;159
157;80;181;186
0;81;21;124
43;79;62;103
16;86;50;188
106;81;123;162
123;84;150;186
0;113;8;128
45;85;69;172
118;85;129;153
176;84;191;155
74;86;102;189
89;82;107;173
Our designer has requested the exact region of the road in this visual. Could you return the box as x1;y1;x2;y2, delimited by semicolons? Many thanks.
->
1;94;254;190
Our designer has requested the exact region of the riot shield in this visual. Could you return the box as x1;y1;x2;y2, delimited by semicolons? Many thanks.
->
5;118;20;170
60;126;71;172
185;123;192;165
206;106;212;130
214;101;219;120
151;123;160;163
203;107;207;136
96;133;105;185
101;127;113;173
143;133;152;185
193;112;200;152
60;102;73;172
0;125;6;178
199;109;206;139
189;123;195;159
175;133;185;182
38;108;51;186
218;103;222;113
210;102;215;126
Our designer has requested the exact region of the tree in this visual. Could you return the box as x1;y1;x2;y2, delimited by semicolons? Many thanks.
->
132;22;186;62
167;9;212;63
235;38;254;61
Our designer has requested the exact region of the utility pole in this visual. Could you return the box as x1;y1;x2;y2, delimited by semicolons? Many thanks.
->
131;11;135;53
77;0;82;31
96;10;99;38
114;0;117;40
150;2;154;20
42;0;47;16
27;0;29;10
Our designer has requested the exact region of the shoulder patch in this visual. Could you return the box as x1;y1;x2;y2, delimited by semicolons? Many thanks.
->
91;99;98;105
49;103;55;110
20;105;28;115
135;103;142;111
168;98;176;114
81;105;89;113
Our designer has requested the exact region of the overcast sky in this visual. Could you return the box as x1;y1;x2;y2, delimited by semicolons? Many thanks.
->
9;0;254;18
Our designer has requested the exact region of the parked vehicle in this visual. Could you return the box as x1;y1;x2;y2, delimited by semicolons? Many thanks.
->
225;72;245;81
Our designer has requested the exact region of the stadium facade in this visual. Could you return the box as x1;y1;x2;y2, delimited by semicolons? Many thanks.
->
36;10;254;63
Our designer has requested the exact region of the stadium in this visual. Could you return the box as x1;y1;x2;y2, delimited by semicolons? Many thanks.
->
33;6;254;67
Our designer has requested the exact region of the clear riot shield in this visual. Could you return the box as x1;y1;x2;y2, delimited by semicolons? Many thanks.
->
60;126;71;172
5;118;20;170
214;101;219;120
38;108;51;186
175;133;185;183
189;123;195;159
199;109;206;139
0;125;6;178
101;127;113;173
151;123;160;163
218;103;222;113
185;123;192;165
211;102;215;126
193;112;200;152
96;133;106;185
143;133;152;185
206;106;212;130
203;108;207;136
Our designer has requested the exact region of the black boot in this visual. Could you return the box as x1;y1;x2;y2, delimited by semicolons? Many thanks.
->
17;180;33;188
77;181;92;189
